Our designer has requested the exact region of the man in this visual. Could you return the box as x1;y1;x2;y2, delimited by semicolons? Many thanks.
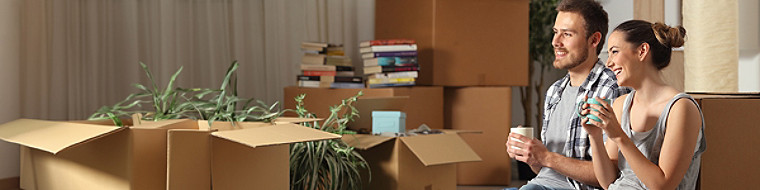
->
506;0;629;189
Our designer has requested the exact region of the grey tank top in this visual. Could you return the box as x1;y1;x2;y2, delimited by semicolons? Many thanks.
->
608;91;706;190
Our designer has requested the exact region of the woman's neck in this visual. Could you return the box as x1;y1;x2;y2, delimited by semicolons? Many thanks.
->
632;69;674;105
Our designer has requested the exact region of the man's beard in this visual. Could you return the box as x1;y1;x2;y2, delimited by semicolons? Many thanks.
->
553;45;589;70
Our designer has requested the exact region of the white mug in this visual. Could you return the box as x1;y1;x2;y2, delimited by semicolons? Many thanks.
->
510;127;534;144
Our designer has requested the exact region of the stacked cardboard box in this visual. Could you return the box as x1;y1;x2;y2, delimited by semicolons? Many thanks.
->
690;94;760;190
376;0;529;186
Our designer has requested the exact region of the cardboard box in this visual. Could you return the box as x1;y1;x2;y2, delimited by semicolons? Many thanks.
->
376;0;529;86
166;119;341;190
283;86;443;130
690;94;760;190
0;119;197;190
343;132;481;190
444;87;512;185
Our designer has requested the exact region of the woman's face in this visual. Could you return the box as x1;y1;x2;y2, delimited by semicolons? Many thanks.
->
606;31;642;87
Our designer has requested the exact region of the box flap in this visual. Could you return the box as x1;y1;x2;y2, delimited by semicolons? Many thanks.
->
0;119;125;154
399;134;481;166
211;123;340;148
199;120;273;131
272;117;323;124
131;119;195;129
341;134;396;150
440;129;483;135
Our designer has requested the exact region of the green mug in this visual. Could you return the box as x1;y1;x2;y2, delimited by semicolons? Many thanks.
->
577;98;612;124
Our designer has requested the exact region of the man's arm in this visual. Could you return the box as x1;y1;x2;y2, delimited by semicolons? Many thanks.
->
508;134;600;187
541;151;599;186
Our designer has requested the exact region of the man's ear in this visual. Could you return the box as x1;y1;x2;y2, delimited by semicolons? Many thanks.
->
589;31;602;49
638;43;650;62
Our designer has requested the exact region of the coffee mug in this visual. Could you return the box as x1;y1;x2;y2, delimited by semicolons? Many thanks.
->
510;127;534;143
577;98;612;124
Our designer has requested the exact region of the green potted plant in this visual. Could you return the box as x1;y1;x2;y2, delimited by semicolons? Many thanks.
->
289;92;369;190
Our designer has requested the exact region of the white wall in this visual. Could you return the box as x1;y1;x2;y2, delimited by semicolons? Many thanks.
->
738;0;760;92
0;0;21;179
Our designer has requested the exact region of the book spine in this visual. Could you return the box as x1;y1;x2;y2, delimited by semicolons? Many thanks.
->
381;65;420;72
302;70;337;76
364;51;418;58
362;39;416;46
365;44;417;53
369;71;419;79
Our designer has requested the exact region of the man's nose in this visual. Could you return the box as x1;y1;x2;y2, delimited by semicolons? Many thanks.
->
552;34;561;48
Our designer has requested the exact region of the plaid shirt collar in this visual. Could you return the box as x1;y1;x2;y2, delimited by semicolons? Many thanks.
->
541;60;630;190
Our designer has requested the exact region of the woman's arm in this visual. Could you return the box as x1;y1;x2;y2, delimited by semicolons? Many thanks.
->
614;99;701;190
582;96;625;189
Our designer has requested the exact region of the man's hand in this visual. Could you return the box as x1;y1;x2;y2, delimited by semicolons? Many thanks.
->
505;133;552;168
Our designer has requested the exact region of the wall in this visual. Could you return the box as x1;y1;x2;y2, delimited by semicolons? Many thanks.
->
738;0;760;92
0;0;21;179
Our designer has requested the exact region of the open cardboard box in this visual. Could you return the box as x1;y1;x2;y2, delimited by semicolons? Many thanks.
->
0;118;197;190
342;130;481;190
165;118;340;190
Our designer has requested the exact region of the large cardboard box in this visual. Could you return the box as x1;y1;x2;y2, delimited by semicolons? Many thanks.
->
0;119;197;190
690;94;760;189
444;87;512;185
166;119;341;190
376;0;529;86
283;86;444;130
343;133;481;190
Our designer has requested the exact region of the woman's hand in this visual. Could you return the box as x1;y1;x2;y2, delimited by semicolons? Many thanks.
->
581;96;624;140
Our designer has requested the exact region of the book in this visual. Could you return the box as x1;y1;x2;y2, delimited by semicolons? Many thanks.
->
298;75;363;83
364;56;417;66
367;77;416;85
361;51;417;59
335;71;355;77
297;80;332;88
359;44;417;53
301;42;329;48
382;65;420;72
359;39;416;47
368;81;416;88
300;64;336;71
368;71;418;79
325;56;352;67
302;70;336;76
325;46;345;56
330;82;365;89
302;54;326;65
363;66;383;75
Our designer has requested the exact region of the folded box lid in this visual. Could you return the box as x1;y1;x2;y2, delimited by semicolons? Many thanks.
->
0;119;125;154
341;134;396;150
399;134;481;166
210;123;341;148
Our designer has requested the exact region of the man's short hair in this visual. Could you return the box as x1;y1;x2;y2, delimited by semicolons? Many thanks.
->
557;0;609;55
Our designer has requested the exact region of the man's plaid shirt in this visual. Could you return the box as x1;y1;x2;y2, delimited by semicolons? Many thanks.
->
541;60;630;189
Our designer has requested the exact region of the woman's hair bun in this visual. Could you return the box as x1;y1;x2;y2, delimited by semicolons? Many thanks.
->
652;22;686;48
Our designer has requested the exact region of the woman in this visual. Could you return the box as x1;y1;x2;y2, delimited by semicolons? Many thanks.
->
579;20;706;190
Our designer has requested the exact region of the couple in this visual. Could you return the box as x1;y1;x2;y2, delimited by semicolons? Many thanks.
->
506;0;706;189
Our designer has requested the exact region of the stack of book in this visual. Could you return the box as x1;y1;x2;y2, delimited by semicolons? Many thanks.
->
298;42;363;88
359;39;419;88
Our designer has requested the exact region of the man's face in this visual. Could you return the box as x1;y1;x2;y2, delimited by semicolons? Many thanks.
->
552;12;591;70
